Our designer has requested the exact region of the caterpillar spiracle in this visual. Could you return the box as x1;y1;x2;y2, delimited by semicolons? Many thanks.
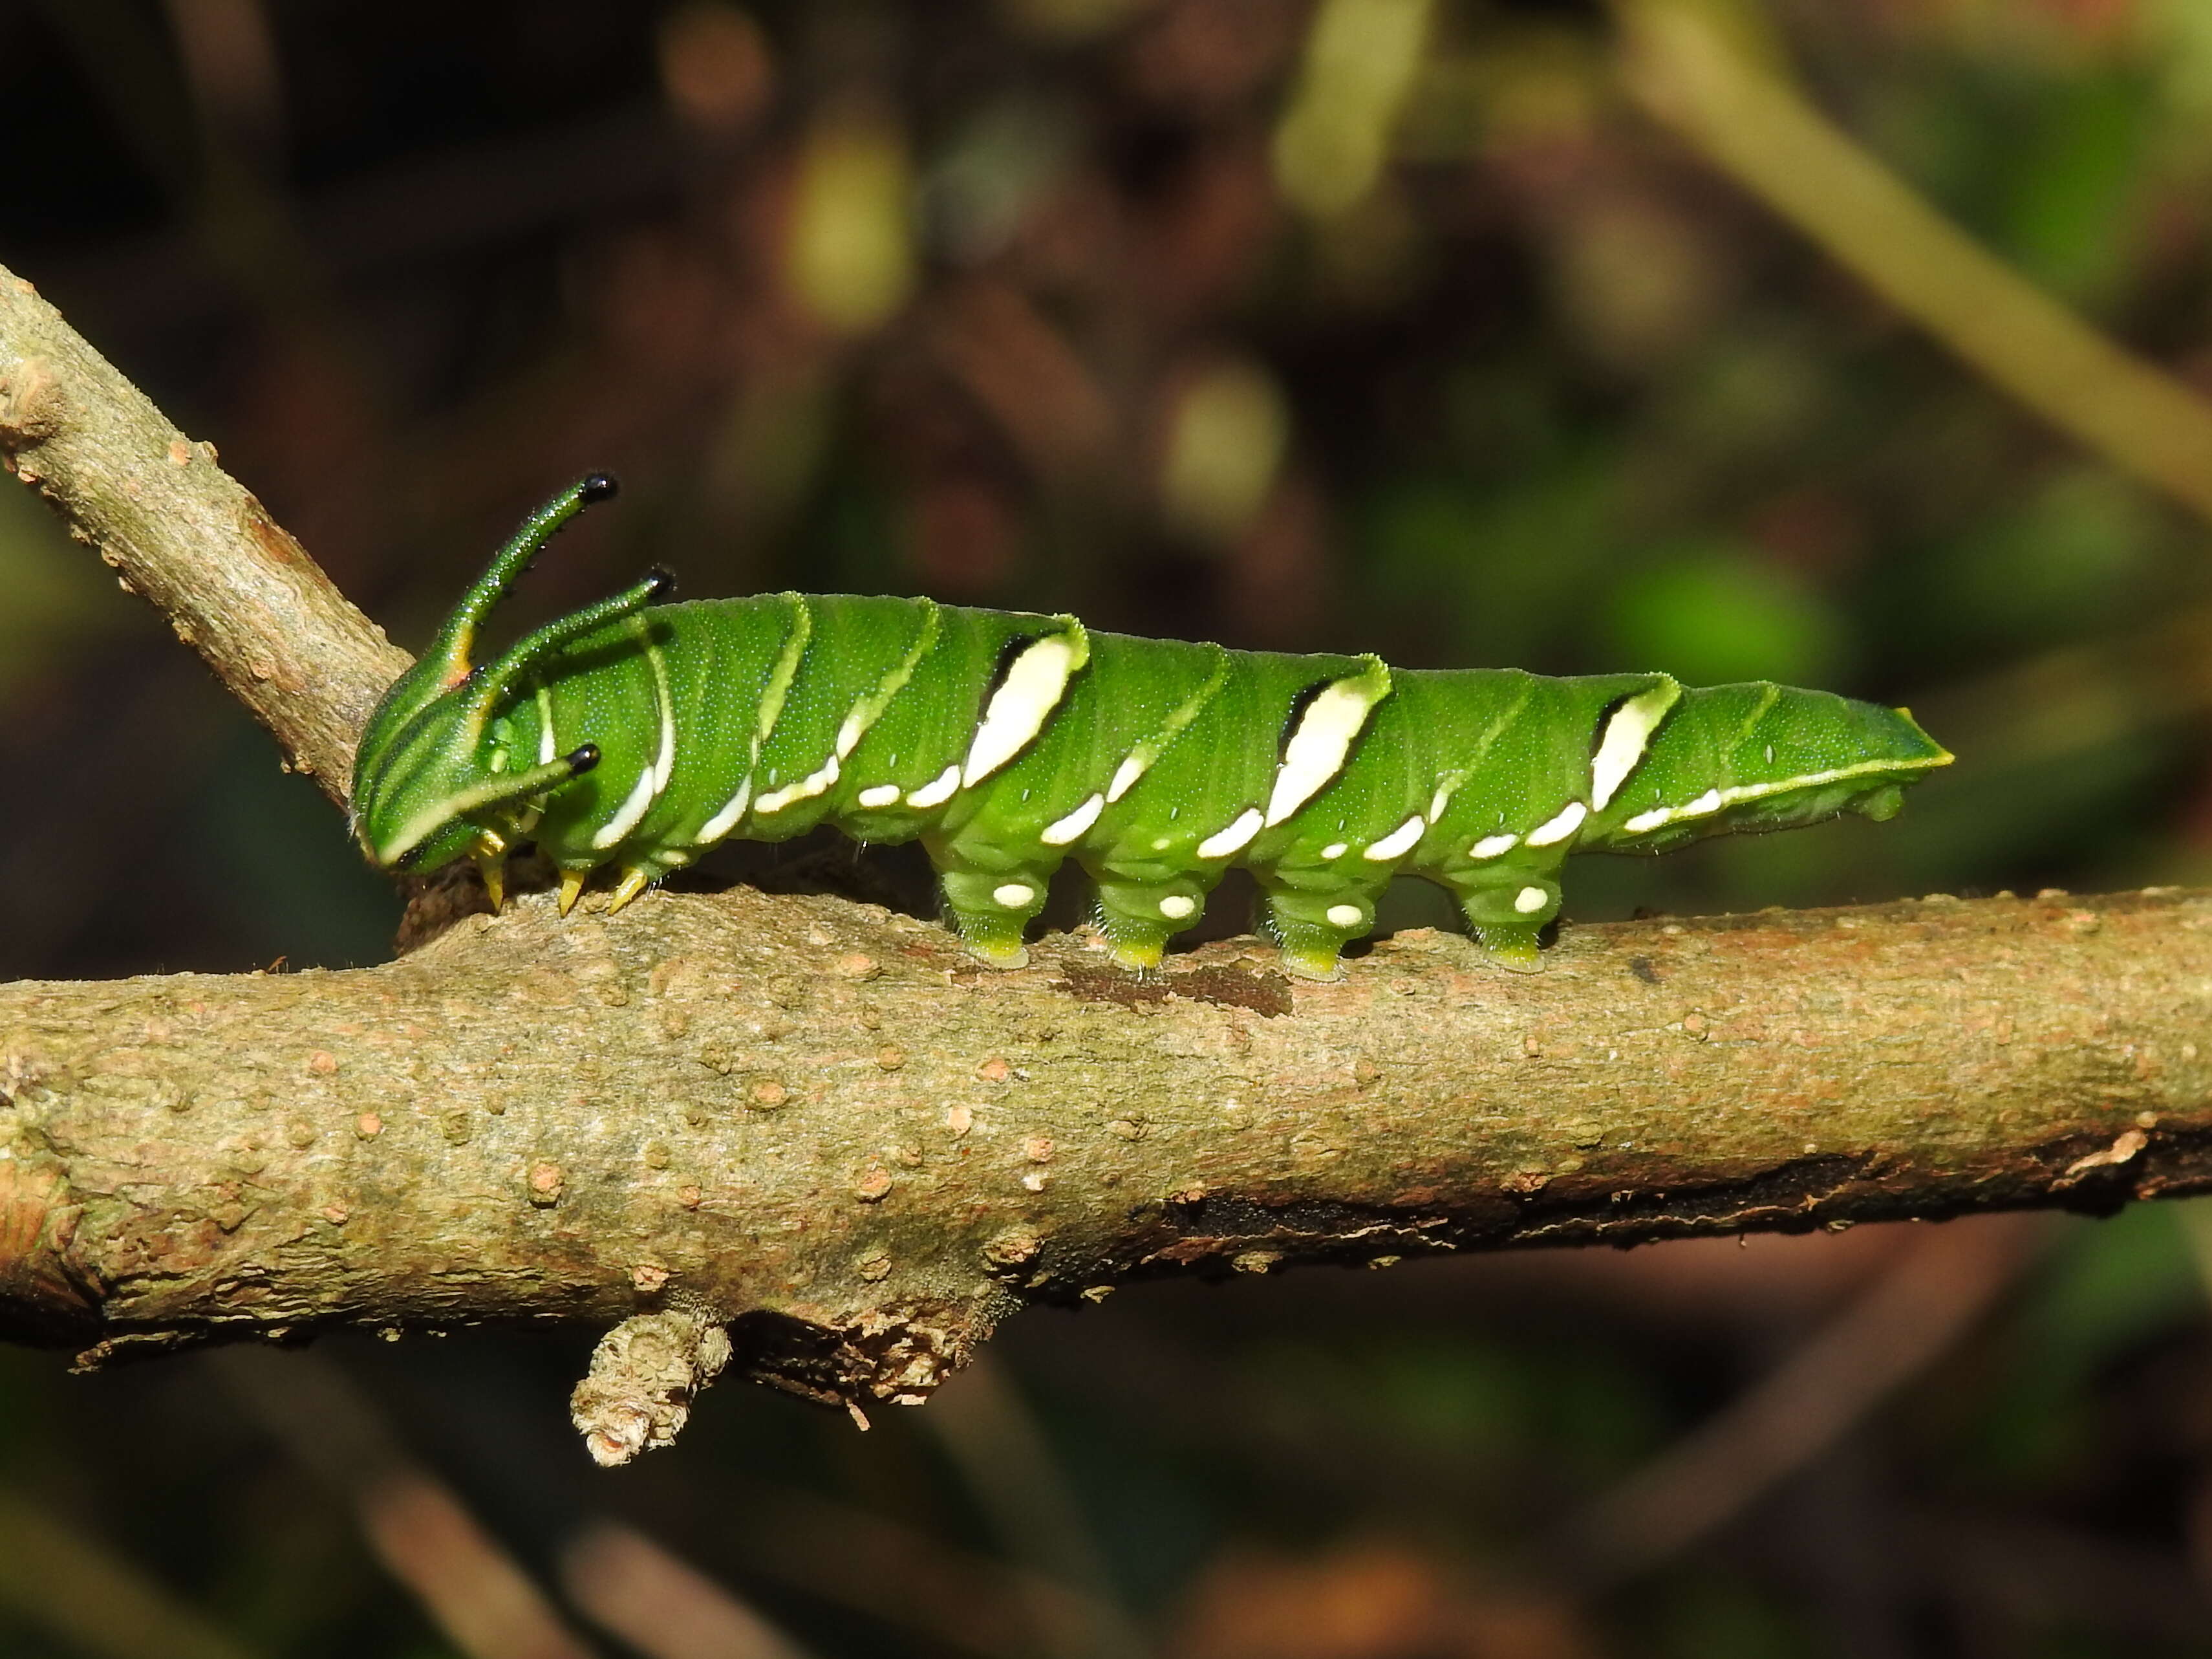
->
351;478;1952;980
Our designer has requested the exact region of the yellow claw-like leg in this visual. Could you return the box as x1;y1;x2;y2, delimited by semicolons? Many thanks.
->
605;866;654;915
557;868;589;917
468;832;508;912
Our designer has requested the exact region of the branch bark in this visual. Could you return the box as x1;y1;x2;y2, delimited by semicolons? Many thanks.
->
3;257;2209;1455
2;884;2207;1407
0;265;404;799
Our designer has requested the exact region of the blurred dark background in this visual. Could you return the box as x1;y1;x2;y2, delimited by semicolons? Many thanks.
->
6;0;2212;1654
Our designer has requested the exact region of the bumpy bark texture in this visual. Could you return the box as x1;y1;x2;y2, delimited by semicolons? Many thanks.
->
3;884;2206;1413
0;265;404;799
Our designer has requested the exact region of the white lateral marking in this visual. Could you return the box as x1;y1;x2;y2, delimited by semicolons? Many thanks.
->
906;764;961;810
1320;841;1349;860
1714;755;1938;807
698;779;751;842
1326;904;1364;927
1263;669;1389;827
593;765;661;849
963;634;1083;786
1470;832;1518;859
1525;800;1587;847
993;883;1035;907
1106;756;1147;803
1514;886;1548;914
1195;807;1264;860
1040;794;1106;846
1362;814;1425;862
857;784;902;808
832;598;941;762
535;678;557;764
755;755;839;815
589;624;678;851
1621;757;1933;840
1159;895;1197;920
1589;683;1677;809
641;623;676;792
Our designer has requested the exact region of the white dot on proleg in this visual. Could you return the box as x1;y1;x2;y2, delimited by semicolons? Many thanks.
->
857;784;901;808
1470;833;1518;859
1319;842;1349;860
993;884;1035;908
1514;886;1548;914
905;764;961;809
1326;904;1364;927
1159;895;1197;920
1362;814;1424;862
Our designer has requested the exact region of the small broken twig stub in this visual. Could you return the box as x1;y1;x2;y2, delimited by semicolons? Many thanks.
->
572;1305;735;1467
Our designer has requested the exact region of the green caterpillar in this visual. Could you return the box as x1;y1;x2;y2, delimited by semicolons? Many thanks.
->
352;478;1951;980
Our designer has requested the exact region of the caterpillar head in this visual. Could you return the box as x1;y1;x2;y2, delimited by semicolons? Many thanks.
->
349;473;638;874
351;661;600;873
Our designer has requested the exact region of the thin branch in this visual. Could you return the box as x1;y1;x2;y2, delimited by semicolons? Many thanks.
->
557;1522;821;1659
1612;0;2212;528
0;260;405;799
1552;1213;2043;1588
0;1485;263;1659
211;1346;604;1659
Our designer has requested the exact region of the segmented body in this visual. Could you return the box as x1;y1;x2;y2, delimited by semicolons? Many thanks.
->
352;481;1951;980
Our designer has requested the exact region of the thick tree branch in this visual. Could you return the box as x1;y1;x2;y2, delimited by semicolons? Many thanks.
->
2;884;2205;1416
0;262;404;799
